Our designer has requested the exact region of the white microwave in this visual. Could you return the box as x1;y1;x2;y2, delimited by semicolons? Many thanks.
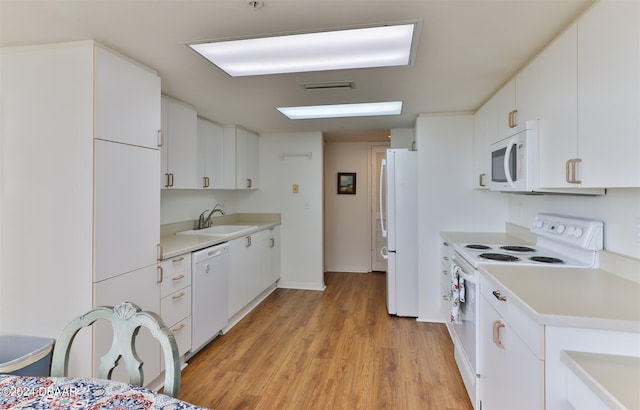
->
489;120;539;192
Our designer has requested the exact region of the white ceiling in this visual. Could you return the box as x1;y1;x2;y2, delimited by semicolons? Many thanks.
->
0;0;594;141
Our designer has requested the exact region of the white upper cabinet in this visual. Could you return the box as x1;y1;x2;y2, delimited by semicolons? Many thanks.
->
493;59;540;143
473;97;497;189
197;117;225;189
160;96;198;189
576;0;639;188
94;46;161;149
537;24;579;188
495;79;516;142
224;126;260;190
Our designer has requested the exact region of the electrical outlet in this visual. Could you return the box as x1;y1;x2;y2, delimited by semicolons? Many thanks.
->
292;184;299;194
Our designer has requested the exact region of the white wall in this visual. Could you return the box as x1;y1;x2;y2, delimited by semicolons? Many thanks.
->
416;113;509;322
324;141;373;273
507;188;640;259
237;132;324;291
161;189;238;224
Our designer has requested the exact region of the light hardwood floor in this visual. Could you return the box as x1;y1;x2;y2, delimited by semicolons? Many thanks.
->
179;271;473;410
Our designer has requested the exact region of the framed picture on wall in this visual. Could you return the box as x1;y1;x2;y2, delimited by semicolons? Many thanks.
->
337;172;356;194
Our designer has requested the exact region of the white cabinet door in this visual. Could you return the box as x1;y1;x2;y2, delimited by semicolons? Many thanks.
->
94;45;161;149
223;126;260;190
495;79;516;142
577;0;640;187
261;227;281;289
480;296;544;410
538;23;579;188
94;140;160;282
160;96;198;189
228;233;263;317
94;264;162;386
197;117;225;189
472;98;497;189
228;235;251;317
235;127;259;189
515;57;540;125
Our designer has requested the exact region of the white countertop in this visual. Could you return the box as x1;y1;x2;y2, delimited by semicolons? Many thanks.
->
160;214;280;259
561;350;640;410
479;264;640;333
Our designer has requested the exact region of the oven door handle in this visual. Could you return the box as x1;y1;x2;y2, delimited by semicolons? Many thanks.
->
457;268;477;284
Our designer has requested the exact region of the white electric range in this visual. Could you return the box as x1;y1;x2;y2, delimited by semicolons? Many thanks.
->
447;214;604;409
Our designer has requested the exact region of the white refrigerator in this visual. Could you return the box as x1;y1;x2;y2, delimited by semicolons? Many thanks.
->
380;148;418;317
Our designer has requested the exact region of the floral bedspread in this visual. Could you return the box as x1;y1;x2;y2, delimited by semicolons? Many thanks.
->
0;375;210;409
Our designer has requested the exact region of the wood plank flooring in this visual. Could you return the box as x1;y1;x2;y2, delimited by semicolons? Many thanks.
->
179;272;473;410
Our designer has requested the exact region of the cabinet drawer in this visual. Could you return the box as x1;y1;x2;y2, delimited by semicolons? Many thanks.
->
480;272;544;359
159;253;192;298
161;286;191;327
168;316;192;356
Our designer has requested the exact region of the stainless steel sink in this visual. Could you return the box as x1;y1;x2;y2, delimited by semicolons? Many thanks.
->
177;225;257;237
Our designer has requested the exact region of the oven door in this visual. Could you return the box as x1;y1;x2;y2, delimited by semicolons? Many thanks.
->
450;253;479;374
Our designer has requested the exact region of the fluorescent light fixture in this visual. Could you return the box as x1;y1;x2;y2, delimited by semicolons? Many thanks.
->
277;101;403;120
188;23;416;76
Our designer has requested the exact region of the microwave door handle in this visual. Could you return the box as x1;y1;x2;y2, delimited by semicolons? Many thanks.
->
379;158;388;238
504;138;517;189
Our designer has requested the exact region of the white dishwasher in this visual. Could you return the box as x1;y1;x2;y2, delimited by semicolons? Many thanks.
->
191;242;229;354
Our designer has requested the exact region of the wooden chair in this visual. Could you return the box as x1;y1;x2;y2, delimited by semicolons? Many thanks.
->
50;301;181;398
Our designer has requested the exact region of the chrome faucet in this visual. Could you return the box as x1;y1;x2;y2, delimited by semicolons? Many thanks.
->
198;203;225;229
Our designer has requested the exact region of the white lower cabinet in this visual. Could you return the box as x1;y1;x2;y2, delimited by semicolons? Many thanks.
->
228;234;261;317
479;274;544;409
228;226;281;319
158;253;192;356
261;227;281;289
93;265;162;385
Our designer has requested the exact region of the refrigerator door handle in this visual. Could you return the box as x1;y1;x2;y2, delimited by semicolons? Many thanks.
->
379;158;387;238
380;246;389;260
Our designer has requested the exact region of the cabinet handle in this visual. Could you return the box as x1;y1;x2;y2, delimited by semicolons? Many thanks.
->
270;237;275;248
443;256;449;261
443;242;449;247
169;173;174;187
172;292;185;300
246;236;252;247
203;176;210;188
157;130;164;147
443;270;448;276
172;274;185;282
492;290;507;301
565;158;583;184
247;178;252;188
511;109;518;128
157;266;164;284
508;111;513;128
171;323;185;332
165;173;171;188
492;320;505;348
172;257;184;263
572;158;582;184
479;173;486;187
157;244;163;261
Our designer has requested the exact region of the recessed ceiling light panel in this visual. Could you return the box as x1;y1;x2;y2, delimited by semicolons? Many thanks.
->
188;23;417;76
277;101;403;120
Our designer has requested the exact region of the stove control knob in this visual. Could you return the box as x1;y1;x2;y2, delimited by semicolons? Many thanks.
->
573;228;584;238
567;226;576;236
535;220;544;229
556;224;566;234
